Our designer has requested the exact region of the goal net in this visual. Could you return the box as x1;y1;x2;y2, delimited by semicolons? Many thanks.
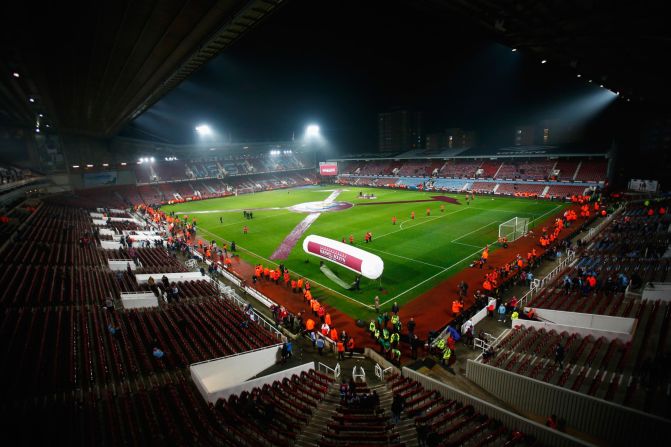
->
498;217;529;242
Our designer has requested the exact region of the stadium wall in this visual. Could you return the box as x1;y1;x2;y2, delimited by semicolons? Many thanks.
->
190;344;283;403
465;360;671;446
403;368;591;447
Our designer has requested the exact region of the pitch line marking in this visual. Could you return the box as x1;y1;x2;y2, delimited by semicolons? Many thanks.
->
451;221;499;243
197;226;375;309
451;241;482;249
381;236;501;306
199;201;564;310
376;207;469;240
364;246;446;270
380;203;564;306
210;211;294;229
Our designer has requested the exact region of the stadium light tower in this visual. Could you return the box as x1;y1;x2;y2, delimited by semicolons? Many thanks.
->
195;124;212;136
303;123;325;171
305;124;320;139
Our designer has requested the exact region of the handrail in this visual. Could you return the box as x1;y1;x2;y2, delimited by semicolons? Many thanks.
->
317;362;341;378
374;363;393;380
519;248;577;309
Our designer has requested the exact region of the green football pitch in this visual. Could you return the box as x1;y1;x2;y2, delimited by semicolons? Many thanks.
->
162;186;565;320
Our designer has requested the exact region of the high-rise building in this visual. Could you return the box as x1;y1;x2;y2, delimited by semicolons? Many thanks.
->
378;109;423;152
514;125;535;146
539;119;577;145
425;132;446;150
426;128;477;149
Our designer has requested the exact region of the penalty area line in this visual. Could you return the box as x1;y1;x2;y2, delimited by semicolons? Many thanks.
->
380;204;564;306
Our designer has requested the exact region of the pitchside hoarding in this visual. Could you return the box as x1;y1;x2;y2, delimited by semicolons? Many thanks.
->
319;162;338;176
303;235;384;279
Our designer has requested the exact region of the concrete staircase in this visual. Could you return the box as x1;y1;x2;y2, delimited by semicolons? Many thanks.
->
294;383;340;447
294;380;419;447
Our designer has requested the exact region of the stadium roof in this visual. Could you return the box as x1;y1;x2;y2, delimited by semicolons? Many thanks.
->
457;144;610;159
0;0;284;137
328;144;609;161
423;0;671;105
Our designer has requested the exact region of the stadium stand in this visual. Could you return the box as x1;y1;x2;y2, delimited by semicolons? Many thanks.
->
0;164;26;184
0;196;284;445
441;160;482;178
477;161;501;178
574;159;608;182
479;201;671;417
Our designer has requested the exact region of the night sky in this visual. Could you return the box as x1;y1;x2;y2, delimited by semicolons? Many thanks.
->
122;0;621;152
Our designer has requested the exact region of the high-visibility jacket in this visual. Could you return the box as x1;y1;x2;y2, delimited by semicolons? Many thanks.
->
391;315;399;325
452;301;462;314
291;280;297;288
337;341;344;352
311;300;320;312
392;348;401;359
374;328;380;338
325;314;332;326
306;319;315;331
330;328;338;340
511;311;519;320
390;332;400;344
382;329;390;340
436;338;446;350
347;338;355;350
369;321;376;332
442;348;451;360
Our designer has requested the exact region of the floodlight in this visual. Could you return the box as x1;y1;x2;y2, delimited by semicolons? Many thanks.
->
541;59;547;64
102;163;109;167
35;128;40;133
72;165;79;168
511;48;517;52
150;157;155;163
306;124;320;138
195;124;212;135
86;164;93;168
12;72;20;78
576;74;581;78
29;97;35;103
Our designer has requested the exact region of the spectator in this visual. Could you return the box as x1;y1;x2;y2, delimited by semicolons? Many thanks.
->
498;302;507;323
554;344;565;369
316;337;325;355
391;394;404;424
152;347;164;359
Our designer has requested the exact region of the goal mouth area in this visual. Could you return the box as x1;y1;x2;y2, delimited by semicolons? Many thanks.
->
498;217;529;242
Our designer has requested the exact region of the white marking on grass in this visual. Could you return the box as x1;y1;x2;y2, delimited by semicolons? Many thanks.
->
451;221;499;242
211;211;294;229
197;226;375;309
377;207;469;240
380;237;500;306
380;203;563;305
364;246;445;270
451;241;482;249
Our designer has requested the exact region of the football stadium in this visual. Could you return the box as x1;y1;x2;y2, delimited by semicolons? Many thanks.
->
1;1;670;446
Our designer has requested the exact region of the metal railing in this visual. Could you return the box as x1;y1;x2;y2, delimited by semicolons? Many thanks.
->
318;362;341;379
374;363;393;380
519;248;577;309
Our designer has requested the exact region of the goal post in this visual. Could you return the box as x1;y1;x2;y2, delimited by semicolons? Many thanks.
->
498;217;529;242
